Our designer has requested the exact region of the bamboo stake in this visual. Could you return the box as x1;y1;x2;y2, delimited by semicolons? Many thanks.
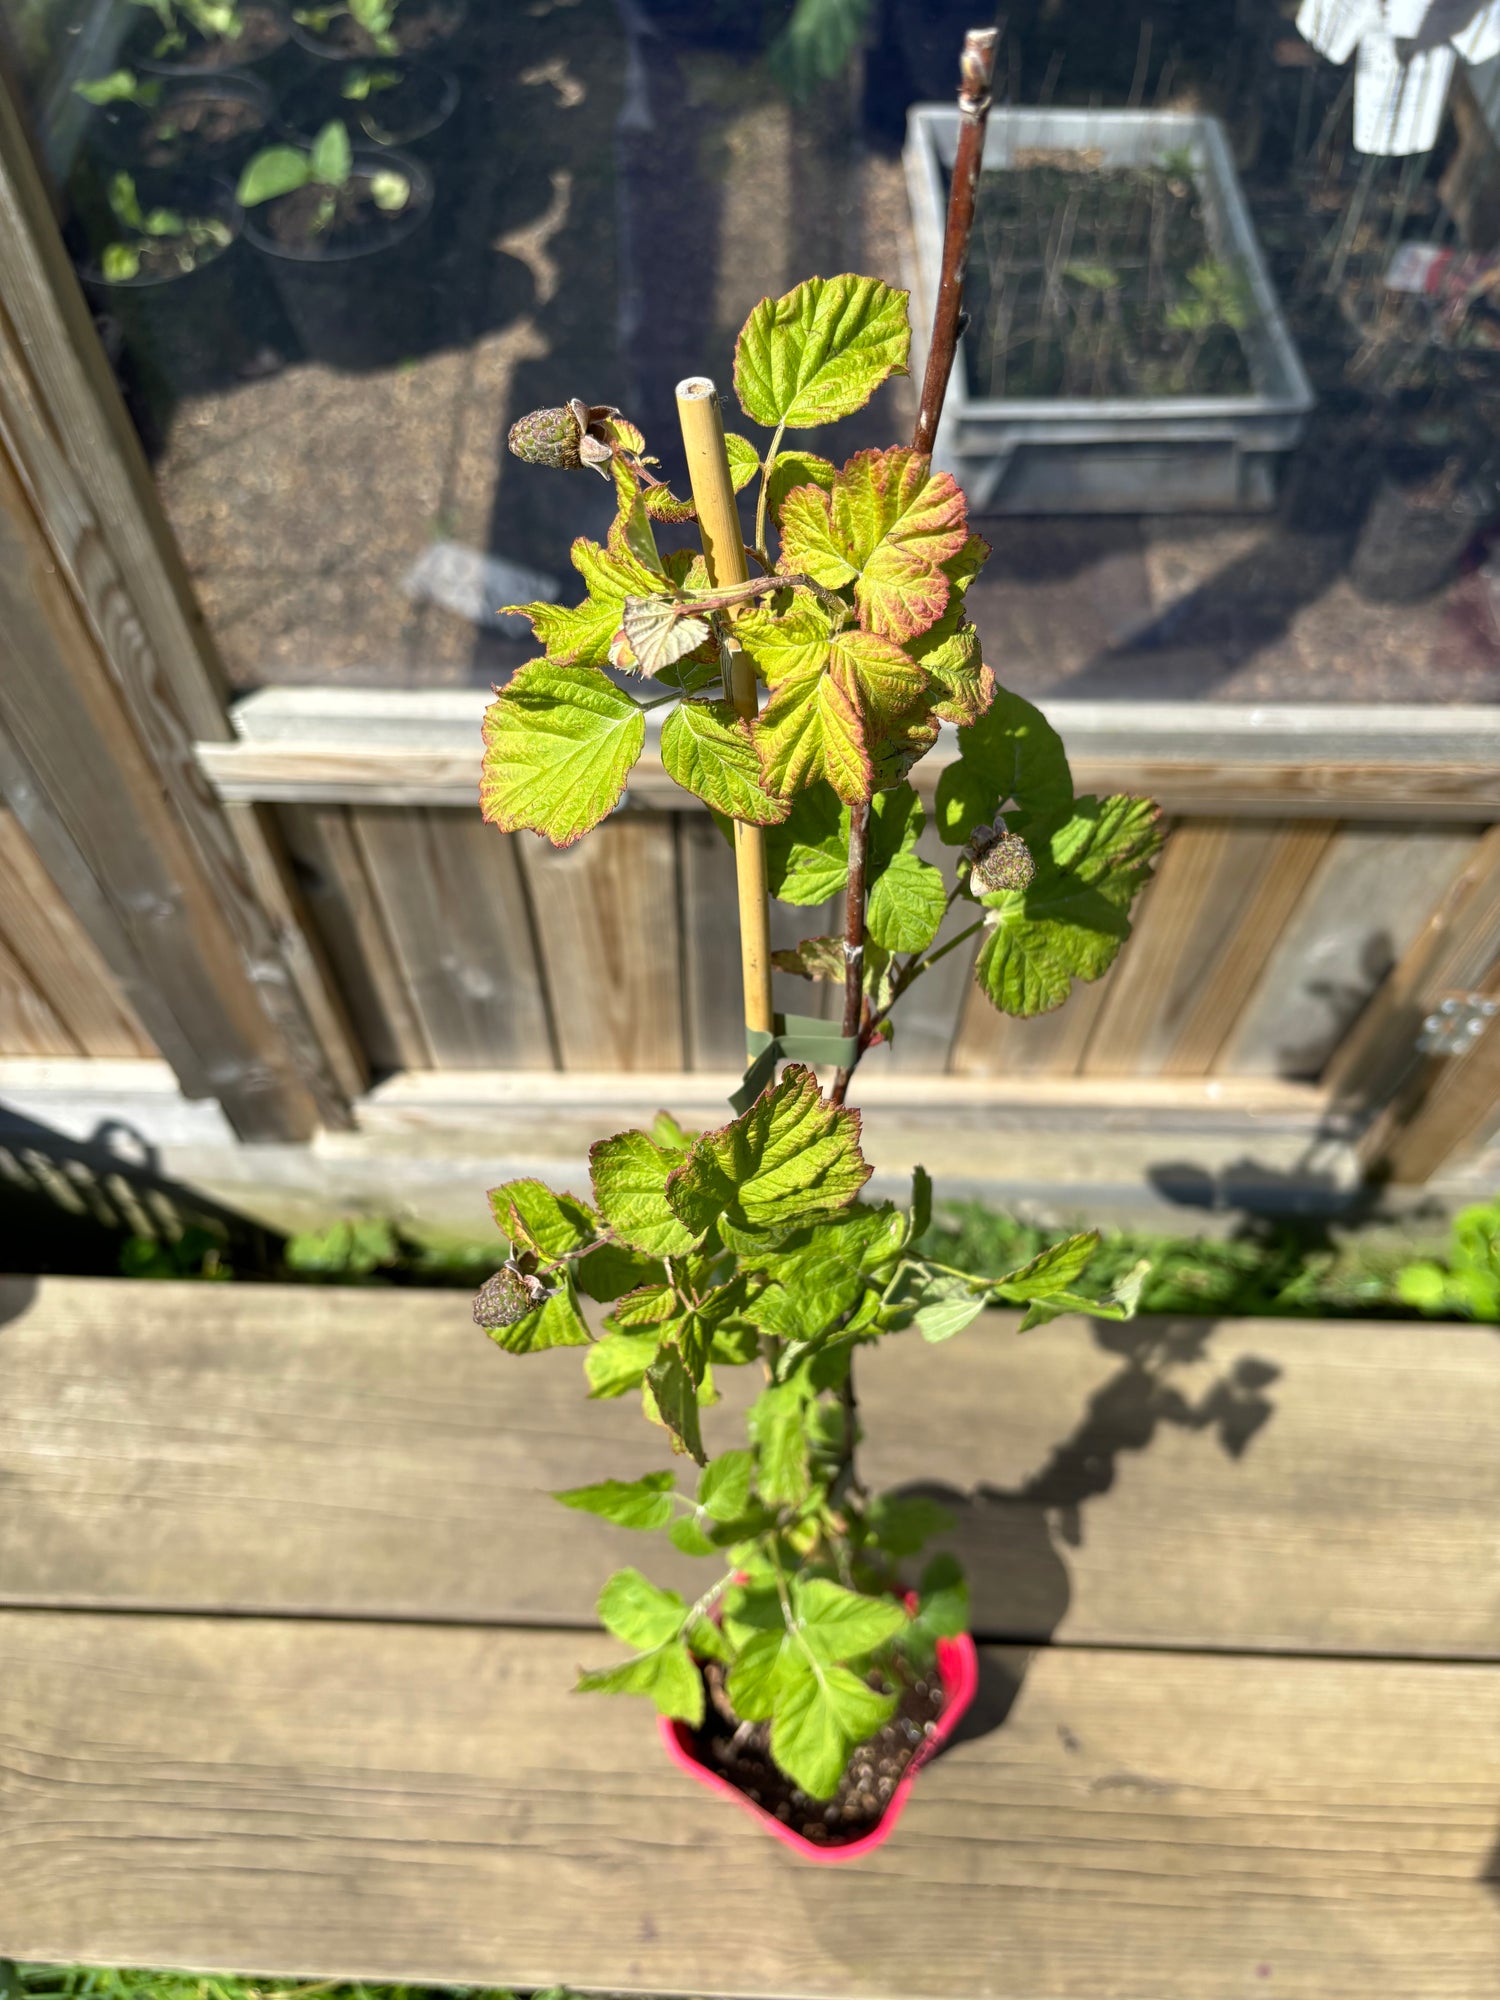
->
675;375;774;1042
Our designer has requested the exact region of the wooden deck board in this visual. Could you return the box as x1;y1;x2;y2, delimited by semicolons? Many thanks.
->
2;1612;1496;1997
2;1279;1496;1656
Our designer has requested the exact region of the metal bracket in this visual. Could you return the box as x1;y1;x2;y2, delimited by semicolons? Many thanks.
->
1417;992;1499;1057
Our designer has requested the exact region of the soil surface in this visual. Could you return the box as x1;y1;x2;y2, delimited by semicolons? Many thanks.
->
286;66;454;148
108;234;229;282
138;2;288;70
140;93;265;168
689;1659;946;1847
261;173;416;252
964;157;1254;400
301;0;464;60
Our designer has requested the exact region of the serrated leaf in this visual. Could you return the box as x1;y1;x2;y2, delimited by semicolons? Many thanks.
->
1016;1256;1150;1332
576;1639;703;1723
866;1492;953;1558
608;490;668;574
488;1178;598;1260
781;447;969;642
585;1327;660;1397
762;782;849;904
772;1656;895;1799
766;449;836;524
793;1578;907;1662
975;795;1163;1016
485;1270;592;1354
666;1063;870;1237
727;1627;792;1721
734;273;910;429
910;617;994;726
647;1343;707;1463
643;483;697;523
575;1241;661;1302
669;1514;716;1557
863;784;946;952
598;1567;686;1649
748;1377;812;1506
481;662;644;847
698;1447;754;1521
753;656;869;803
617;595;709;675
914;1285;988;1343
652;1109;696;1154
503;536;670;668
934;686;1074;845
724;431;761;491
733;592;834;688
993;1232;1099;1301
661;700;789;823
555;1470;676;1531
590;1128;698;1256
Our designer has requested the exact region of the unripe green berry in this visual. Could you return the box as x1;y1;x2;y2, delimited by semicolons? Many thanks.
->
473;1261;546;1329
508;405;583;470
971;828;1036;894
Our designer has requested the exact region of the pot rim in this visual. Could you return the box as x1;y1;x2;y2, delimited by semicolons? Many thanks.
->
288;0;468;64
276;59;461;147
658;1627;979;1864
136;0;291;78
240;145;433;264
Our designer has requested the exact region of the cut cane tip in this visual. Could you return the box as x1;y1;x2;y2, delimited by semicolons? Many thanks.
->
676;376;717;402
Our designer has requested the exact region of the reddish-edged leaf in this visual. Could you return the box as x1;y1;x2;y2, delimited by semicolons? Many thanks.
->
734;592;835;686
766;450;835;525
501;535;670;667
832;448;969;640
754;660;869;802
777;485;857;587
660;699;789;823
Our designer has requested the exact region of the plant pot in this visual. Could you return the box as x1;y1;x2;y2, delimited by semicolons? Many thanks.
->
1349;461;1499;603
90;74;274;180
77;177;255;400
659;1628;979;1862
289;0;467;63
277;59;460;156
242;145;434;368
133;0;291;77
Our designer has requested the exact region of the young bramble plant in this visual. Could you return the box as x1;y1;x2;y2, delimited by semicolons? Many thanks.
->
474;273;1161;1815
236;120;409;231
98;170;232;282
129;0;242;55
293;0;401;55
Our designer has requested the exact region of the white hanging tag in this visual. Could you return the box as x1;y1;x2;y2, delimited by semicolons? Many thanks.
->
1354;31;1456;150
1298;0;1377;63
1451;0;1500;63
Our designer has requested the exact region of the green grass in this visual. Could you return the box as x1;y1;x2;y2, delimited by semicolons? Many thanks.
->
3;1971;577;2000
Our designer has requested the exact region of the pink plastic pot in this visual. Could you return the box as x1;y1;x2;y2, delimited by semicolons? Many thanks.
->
658;1629;980;1862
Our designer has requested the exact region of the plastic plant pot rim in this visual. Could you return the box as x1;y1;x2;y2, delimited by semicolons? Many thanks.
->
240;146;433;264
658;1629;979;1864
136;0;292;77
277;61;461;148
288;0;469;64
77;178;243;292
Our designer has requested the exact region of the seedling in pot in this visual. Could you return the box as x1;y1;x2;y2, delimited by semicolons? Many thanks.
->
1163;257;1253;389
96;168;232;281
236;119;409;234
128;0;243;58
74;68;163;110
293;0;400;55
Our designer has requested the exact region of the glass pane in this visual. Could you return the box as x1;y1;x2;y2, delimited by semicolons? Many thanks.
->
4;0;1500;701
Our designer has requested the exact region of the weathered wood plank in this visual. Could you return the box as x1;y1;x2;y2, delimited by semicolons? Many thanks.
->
0;807;153;1057
353;809;554;1071
276;805;432;1074
1216;823;1477;1080
2;1613;1496;1998
518;813;683;1071
950;960;1113;1076
1;1279;1493;1656
0;926;74;1056
1085;821;1331;1076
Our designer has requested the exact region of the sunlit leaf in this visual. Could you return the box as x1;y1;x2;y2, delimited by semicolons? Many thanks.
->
734;273;910;429
660;700;790;823
480;662;644;847
667;1063;871;1237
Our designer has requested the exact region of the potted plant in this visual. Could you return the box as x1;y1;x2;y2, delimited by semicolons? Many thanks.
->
126;0;292;76
277;58;460;156
288;0;466;62
78;68;274;179
236;119;433;368
470;246;1161;1849
75;168;251;406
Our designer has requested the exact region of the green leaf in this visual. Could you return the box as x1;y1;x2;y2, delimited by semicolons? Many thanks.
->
766;449;836;524
913;1282;987;1344
575;1241;661;1302
698;1447;754;1521
598;1566;687;1647
503;535;670;668
724;430;761;491
1016;1257;1150;1333
762;782;849;904
866;1492;953;1558
107;171;145;230
488;1178;598;1261
666;1063;871;1238
910;1163;933;1245
309;118;351;186
726;1628;792;1721
975;795;1163;1016
484;1270;592;1354
734;273;911;429
585;1327;660;1398
661;700;789;823
772;1656;895;1799
611;1282;679;1328
576;1641;702;1721
781;447;970;642
916;1552;969;1637
480;662;645;848
865;784;946;952
793;1578;907;1662
555;1470;676;1531
753;656;868;803
646;1343;707;1464
733;592;834;688
993;1232;1099;1301
236;144;312;206
101;242;141;282
76;68;151;104
934;685;1074;845
748;1377;813;1506
589;1128;698;1256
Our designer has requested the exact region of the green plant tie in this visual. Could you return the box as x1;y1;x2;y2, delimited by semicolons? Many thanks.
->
732;1013;859;1112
